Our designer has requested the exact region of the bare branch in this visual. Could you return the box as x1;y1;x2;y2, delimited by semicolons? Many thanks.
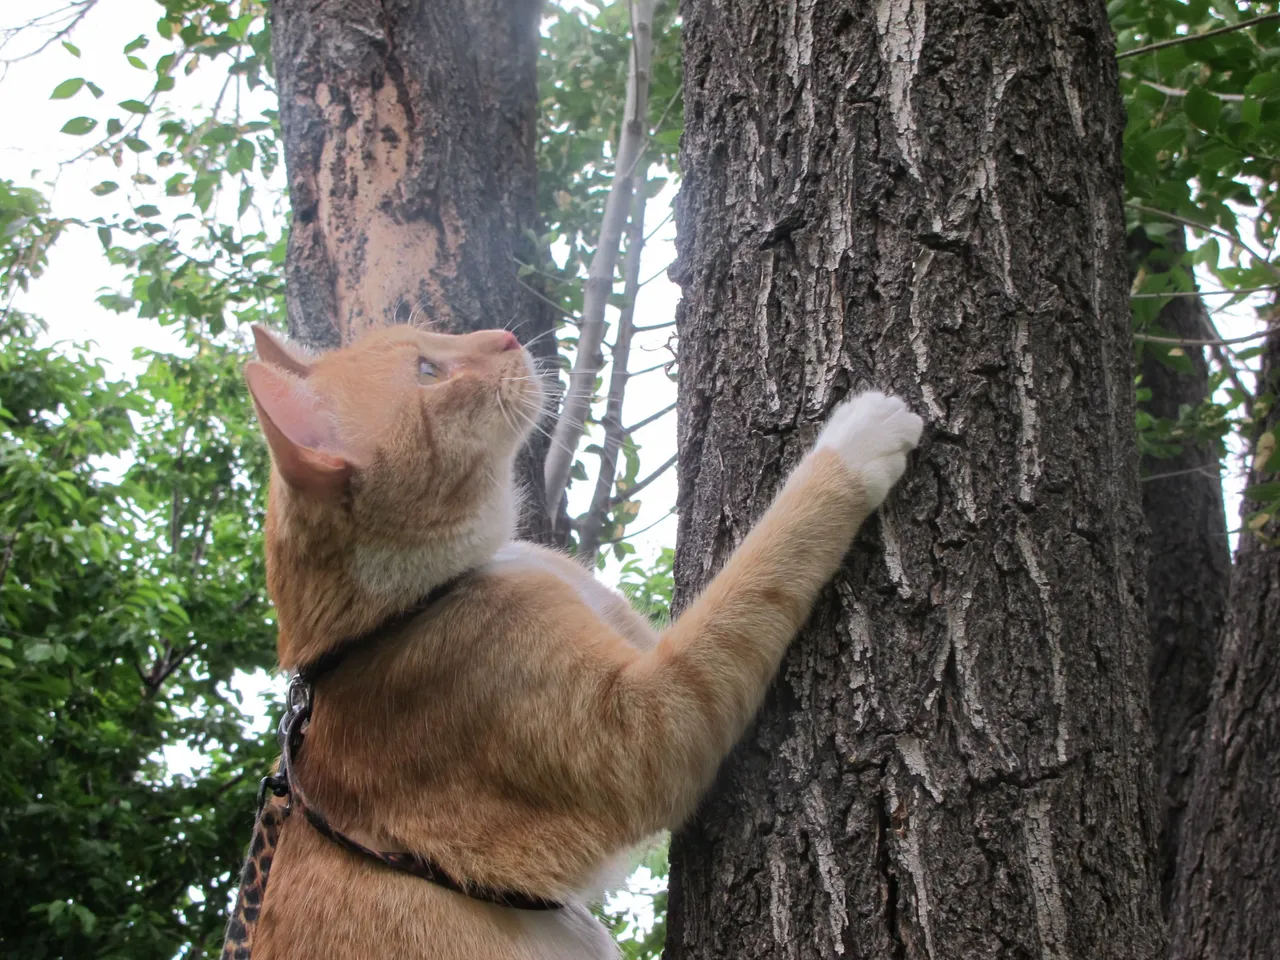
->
1132;285;1280;299
1127;203;1277;274
1117;12;1280;60
515;276;581;324
545;0;660;522
628;359;675;378
638;260;676;288
1198;308;1257;419
595;508;676;548
1134;329;1274;347
1142;464;1223;484
0;0;98;77
578;164;651;564
1128;80;1245;103
609;453;677;509
632;318;675;333
625;401;676;434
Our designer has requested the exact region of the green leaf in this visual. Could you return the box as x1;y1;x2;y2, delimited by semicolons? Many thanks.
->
106;118;123;135
1246;72;1280;98
134;204;160;218
123;35;149;54
50;78;85;100
97;226;112;249
1184;86;1222;132
62;40;81;57
118;99;150;115
60;116;98;136
123;137;150;153
1243;481;1280;502
85;81;103;99
90;181;119;196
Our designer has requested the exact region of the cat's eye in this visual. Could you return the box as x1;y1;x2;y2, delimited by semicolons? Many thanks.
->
417;357;439;381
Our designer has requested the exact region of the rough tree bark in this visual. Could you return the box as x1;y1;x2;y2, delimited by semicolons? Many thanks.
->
665;1;1166;958
1132;229;1230;913
270;0;558;541
1169;325;1280;960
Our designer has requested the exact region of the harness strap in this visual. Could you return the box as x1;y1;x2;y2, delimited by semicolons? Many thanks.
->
220;577;562;959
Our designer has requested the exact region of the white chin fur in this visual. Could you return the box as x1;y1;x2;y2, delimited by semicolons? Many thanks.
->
350;487;517;604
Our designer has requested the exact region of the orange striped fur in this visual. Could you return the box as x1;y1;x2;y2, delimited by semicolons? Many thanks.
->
241;323;922;959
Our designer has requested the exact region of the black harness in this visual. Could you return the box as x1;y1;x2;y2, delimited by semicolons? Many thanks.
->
220;579;561;958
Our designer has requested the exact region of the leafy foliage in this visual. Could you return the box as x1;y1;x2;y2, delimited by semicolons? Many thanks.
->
0;309;277;959
1117;0;1280;527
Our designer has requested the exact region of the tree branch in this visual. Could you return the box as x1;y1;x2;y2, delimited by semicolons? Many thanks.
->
1127;203;1276;272
1117;12;1280;60
577;165;650;565
595;507;676;548
625;401;676;434
632;318;676;333
545;0;659;523
1134;328;1275;346
1131;285;1280;299
609;452;677;509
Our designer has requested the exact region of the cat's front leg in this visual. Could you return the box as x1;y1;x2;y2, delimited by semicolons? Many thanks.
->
611;391;923;830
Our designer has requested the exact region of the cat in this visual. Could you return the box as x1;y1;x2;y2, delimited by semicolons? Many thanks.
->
240;322;922;959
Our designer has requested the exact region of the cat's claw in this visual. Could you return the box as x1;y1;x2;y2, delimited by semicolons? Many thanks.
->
816;391;924;508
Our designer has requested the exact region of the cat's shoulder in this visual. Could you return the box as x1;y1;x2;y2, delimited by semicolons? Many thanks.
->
482;542;658;651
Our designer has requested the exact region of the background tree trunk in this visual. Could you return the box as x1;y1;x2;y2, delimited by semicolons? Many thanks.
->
1169;326;1279;960
1132;229;1230;913
270;0;558;542
665;1;1165;957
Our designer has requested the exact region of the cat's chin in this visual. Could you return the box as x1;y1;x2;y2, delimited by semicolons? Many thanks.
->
349;493;517;606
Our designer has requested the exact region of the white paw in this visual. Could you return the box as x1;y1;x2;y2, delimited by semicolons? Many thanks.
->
816;391;924;507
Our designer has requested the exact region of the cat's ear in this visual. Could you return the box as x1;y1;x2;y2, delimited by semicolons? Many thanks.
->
252;324;314;378
244;361;353;498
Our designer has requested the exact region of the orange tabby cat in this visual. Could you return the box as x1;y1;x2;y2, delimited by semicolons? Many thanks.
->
241;322;922;959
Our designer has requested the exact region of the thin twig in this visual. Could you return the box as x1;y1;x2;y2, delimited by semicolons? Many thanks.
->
596;508;676;547
628;359;674;378
1134;328;1275;346
1128;80;1245;103
1132;285;1280;299
1141;464;1222;483
1127;203;1277;274
638;260;676;288
625;401;676;434
516;276;582;324
632;319;675;333
609;453;677;509
1117;12;1280;60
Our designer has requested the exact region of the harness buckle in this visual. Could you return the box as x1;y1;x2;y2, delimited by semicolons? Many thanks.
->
256;772;289;811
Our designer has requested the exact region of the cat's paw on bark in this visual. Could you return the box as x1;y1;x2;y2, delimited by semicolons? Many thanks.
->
816;391;924;507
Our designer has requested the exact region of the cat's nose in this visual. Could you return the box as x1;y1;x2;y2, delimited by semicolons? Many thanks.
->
475;330;521;354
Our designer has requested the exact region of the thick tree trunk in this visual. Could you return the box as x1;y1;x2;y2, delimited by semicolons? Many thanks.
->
270;0;557;541
1133;233;1230;913
666;2;1165;958
1169;327;1280;960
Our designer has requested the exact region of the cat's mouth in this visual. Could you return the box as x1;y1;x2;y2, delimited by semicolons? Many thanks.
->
495;348;549;439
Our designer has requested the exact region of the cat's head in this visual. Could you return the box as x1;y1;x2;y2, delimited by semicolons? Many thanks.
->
245;323;545;615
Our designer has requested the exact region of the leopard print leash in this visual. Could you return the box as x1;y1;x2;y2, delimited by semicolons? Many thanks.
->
219;584;561;960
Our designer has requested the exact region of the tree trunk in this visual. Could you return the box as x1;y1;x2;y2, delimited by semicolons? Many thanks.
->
1133;230;1230;913
270;0;558;542
1169;326;1280;960
665;1;1165;958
